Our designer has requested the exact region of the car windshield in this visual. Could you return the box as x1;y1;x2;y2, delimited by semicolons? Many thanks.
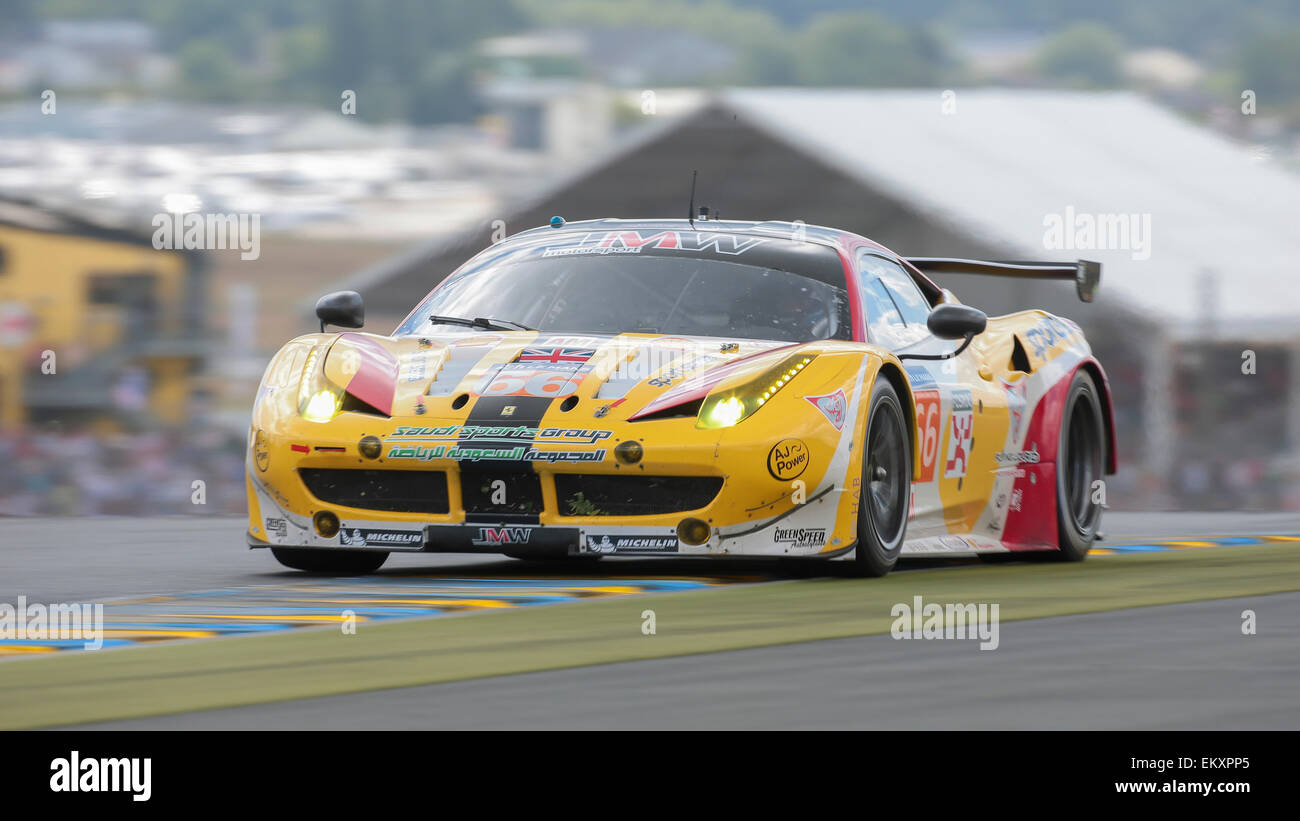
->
396;240;853;343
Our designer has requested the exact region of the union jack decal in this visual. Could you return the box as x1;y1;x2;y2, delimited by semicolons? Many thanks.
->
517;347;595;364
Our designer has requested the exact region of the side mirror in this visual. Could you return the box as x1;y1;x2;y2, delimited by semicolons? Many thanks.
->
926;303;987;340
316;291;364;331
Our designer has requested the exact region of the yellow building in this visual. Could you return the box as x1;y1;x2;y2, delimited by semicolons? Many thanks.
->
0;200;207;431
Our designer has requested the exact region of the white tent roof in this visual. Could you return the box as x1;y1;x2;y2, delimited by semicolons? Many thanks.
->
722;89;1300;340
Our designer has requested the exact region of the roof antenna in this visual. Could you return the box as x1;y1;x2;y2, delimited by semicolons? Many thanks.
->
687;170;697;227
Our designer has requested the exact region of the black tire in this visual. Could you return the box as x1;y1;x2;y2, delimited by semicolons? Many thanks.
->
851;376;911;577
1052;369;1106;561
270;547;389;574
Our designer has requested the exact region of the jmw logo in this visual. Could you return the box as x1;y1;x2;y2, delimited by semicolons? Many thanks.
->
474;526;532;545
580;230;766;255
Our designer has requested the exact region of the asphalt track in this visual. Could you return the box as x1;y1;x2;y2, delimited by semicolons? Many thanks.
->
3;511;1300;729
69;592;1300;730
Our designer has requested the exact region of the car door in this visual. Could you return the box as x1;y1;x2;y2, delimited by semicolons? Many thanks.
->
855;250;1010;546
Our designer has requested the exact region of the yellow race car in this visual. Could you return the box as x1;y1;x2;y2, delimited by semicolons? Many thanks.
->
247;218;1114;576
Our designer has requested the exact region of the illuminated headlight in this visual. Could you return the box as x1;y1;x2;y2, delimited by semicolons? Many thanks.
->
297;348;321;409
697;354;815;429
303;389;341;423
705;397;745;428
297;344;344;423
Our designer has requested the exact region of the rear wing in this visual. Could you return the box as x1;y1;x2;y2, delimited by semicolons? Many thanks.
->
904;258;1101;303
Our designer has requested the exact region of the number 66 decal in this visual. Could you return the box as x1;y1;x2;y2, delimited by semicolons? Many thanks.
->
478;367;580;398
914;389;941;483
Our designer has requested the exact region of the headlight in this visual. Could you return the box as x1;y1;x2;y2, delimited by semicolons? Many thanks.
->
705;396;745;428
297;344;344;423
302;389;341;423
696;353;814;429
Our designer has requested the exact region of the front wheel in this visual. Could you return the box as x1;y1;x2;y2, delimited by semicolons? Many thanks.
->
270;547;389;574
851;376;911;577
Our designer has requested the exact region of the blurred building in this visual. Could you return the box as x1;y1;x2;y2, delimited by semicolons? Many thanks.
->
339;89;1300;510
477;32;614;164
0;19;173;93
0;198;207;432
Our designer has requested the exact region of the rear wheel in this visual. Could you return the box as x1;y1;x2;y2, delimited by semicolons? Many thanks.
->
851;377;911;577
270;547;389;574
1053;369;1106;561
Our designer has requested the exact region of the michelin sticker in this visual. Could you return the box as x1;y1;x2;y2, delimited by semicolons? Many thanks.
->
585;535;679;554
339;528;424;547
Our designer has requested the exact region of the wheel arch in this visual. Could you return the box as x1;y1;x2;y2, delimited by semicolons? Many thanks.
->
1075;357;1118;475
874;356;918;480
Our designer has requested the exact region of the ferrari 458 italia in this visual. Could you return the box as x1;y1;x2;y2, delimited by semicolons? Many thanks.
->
247;217;1114;576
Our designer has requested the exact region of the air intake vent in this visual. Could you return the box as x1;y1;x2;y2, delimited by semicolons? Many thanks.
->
299;468;449;514
1011;335;1032;372
461;469;544;517
555;474;723;516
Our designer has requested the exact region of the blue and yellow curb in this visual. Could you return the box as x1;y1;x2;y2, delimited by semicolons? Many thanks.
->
0;575;745;656
1092;533;1300;555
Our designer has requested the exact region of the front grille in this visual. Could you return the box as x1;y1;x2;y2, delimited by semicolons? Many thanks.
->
299;468;449;514
460;469;544;516
554;474;723;516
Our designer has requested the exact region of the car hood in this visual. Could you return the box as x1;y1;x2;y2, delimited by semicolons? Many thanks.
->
320;330;800;420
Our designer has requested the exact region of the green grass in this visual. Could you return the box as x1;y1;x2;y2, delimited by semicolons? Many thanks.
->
2;543;1298;729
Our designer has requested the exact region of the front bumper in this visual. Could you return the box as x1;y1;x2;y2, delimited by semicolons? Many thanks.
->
246;417;858;558
248;520;678;557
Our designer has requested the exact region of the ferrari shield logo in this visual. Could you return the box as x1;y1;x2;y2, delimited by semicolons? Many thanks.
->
804;390;847;431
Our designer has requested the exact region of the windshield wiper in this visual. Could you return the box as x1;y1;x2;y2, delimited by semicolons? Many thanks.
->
427;315;533;332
